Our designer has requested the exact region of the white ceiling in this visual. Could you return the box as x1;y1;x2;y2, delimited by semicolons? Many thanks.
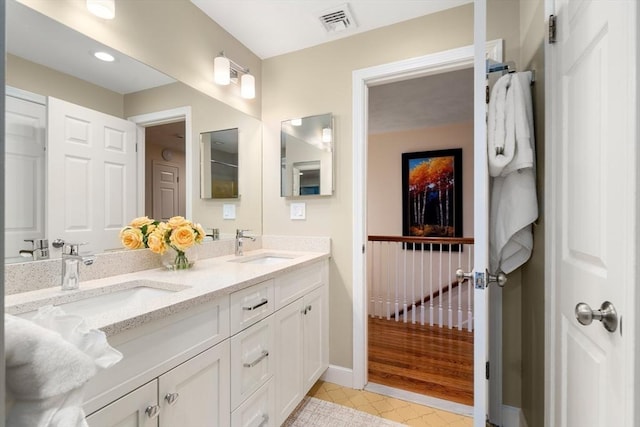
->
191;0;472;59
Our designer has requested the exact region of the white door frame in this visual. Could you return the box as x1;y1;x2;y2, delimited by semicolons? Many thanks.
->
352;39;501;419
128;106;192;219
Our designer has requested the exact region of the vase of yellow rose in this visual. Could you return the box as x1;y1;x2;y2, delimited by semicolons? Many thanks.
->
120;215;205;271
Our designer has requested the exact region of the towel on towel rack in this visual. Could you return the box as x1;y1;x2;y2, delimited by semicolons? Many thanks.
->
489;71;538;274
5;306;122;427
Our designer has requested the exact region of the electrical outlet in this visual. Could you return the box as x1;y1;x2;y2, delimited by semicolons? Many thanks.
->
290;202;306;220
223;203;236;219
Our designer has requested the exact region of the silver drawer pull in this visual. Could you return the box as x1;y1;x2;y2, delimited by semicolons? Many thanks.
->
243;298;268;311
243;350;269;368
164;392;179;406
145;404;160;419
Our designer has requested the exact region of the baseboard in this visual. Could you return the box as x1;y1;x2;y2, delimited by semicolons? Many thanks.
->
502;405;528;427
321;364;353;388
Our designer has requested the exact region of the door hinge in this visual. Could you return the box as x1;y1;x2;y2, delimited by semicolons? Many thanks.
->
135;143;138;153
362;244;365;254
486;361;490;380
548;14;557;44
485;85;490;104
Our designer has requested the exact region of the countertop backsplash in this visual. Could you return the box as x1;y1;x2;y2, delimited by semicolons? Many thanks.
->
4;235;331;296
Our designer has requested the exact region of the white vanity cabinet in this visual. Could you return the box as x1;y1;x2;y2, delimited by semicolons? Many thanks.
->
87;342;230;427
274;264;329;425
83;257;328;427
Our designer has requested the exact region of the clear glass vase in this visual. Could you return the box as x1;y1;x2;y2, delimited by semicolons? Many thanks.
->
161;245;197;270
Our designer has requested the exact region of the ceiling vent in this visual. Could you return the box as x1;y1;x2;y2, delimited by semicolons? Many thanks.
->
318;4;357;33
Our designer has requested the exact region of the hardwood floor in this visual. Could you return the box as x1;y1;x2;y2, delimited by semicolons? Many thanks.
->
367;317;474;406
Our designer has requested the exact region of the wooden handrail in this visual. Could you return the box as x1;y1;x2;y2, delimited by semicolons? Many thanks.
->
368;235;475;245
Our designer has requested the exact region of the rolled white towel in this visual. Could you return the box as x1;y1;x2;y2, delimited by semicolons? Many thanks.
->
487;73;514;177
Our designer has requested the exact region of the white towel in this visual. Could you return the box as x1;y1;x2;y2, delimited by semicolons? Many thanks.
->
5;307;123;427
487;73;513;177
489;71;538;274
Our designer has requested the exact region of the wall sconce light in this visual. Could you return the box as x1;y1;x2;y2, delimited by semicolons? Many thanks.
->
214;52;255;99
86;0;115;19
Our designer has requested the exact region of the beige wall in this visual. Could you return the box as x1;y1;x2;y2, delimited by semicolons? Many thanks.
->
519;0;546;425
368;122;474;237
7;54;124;117
124;82;262;236
262;4;475;370
17;0;262;119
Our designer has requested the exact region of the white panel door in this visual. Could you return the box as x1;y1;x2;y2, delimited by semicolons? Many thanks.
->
4;95;46;259
48;97;137;254
86;380;158;427
158;341;231;427
302;285;328;393
547;1;637;426
152;161;179;221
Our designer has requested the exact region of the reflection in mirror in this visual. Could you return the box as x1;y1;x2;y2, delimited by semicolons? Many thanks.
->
201;128;239;199
5;0;263;264
281;113;333;197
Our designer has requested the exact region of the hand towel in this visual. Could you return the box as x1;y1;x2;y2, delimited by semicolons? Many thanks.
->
489;71;538;274
487;73;513;176
5;307;123;427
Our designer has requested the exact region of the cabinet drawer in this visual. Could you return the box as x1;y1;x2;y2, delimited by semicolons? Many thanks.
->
275;262;323;310
230;315;275;410
86;380;158;427
231;379;275;427
230;279;274;335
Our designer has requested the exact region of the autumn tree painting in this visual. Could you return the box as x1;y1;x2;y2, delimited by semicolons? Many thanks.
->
402;149;462;241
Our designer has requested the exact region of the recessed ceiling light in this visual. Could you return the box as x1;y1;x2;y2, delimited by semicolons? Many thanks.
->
86;0;115;19
94;51;115;62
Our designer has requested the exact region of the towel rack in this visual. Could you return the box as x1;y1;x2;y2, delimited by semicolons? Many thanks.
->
486;59;535;83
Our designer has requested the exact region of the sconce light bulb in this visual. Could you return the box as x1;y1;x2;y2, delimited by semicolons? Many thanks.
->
322;127;332;143
86;0;115;19
241;73;256;99
214;56;231;85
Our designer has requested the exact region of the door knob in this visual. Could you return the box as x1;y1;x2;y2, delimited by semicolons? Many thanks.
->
575;301;618;333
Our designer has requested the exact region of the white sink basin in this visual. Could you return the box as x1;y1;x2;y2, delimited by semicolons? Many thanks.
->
229;253;297;265
16;284;179;319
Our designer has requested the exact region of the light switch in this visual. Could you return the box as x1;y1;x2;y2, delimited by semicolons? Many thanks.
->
223;203;236;219
290;202;306;220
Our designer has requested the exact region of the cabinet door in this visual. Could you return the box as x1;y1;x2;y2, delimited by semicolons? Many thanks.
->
302;285;329;393
231;380;275;427
274;299;304;425
158;341;231;427
86;380;158;427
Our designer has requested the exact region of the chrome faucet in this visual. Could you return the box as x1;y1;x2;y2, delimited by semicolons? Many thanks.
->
61;242;96;290
235;229;255;256
19;238;49;261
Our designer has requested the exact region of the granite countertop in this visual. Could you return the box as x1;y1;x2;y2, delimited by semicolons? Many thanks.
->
5;249;330;336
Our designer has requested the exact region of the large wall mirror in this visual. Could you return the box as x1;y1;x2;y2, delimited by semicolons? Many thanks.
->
5;0;262;263
200;128;239;199
281;113;334;197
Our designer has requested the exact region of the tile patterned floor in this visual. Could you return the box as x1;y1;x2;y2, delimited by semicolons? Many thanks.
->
308;381;473;427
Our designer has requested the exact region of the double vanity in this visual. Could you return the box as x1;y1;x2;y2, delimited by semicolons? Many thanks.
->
5;244;330;427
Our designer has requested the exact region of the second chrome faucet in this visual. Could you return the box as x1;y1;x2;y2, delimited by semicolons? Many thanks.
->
235;229;255;256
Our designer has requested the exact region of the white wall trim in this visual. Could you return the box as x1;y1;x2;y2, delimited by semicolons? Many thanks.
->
128;106;193;219
321;365;353;389
351;39;502;421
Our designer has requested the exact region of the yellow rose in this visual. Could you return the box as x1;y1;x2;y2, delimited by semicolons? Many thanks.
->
170;225;196;251
194;223;205;243
147;229;168;254
167;216;189;229
146;223;157;234
130;216;154;228
120;227;144;250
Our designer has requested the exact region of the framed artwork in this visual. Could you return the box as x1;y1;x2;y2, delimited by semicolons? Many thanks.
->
401;148;463;250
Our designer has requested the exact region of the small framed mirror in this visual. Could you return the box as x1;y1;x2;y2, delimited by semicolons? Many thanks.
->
200;128;239;199
281;113;333;197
